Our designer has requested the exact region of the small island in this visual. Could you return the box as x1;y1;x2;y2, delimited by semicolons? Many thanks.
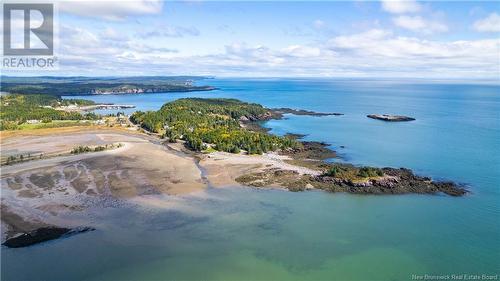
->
367;114;416;122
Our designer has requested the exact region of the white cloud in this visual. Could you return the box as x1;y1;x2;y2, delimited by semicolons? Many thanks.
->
56;24;178;72
473;13;500;32
8;21;499;79
224;43;285;65
101;27;129;41
313;20;326;29
165;33;499;78
281;45;321;57
138;25;200;38
330;29;392;49
381;0;421;14
393;15;448;34
60;0;163;20
327;29;499;64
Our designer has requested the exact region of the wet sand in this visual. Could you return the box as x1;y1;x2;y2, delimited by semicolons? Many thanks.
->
0;128;206;242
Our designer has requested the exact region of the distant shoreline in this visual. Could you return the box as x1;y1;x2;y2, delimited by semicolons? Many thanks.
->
57;104;136;112
0;76;218;97
80;86;218;96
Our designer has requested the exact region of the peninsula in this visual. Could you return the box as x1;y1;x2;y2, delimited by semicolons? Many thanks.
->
0;76;217;96
130;98;465;196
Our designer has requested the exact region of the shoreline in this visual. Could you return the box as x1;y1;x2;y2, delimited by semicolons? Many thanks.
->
0;103;468;248
65;86;218;96
1;109;468;197
56;104;136;112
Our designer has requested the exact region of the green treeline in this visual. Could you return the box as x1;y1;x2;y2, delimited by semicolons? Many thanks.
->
0;94;97;130
323;165;384;180
70;143;122;154
1;76;215;96
131;98;301;154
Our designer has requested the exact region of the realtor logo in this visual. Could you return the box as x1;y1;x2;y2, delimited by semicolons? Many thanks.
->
3;3;54;56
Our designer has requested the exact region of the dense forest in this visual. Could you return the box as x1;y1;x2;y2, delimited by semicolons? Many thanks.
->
0;94;97;130
131;98;301;154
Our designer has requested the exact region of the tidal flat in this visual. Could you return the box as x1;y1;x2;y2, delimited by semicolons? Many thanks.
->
0;128;205;244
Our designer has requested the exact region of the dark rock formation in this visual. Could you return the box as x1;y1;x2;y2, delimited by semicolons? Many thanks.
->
282;141;337;160
314;167;467;196
3;226;95;248
367;114;415;122
272;108;343;118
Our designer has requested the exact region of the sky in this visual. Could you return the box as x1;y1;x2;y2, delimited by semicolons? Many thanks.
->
1;0;500;78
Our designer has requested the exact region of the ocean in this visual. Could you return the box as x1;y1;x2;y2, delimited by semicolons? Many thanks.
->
2;78;499;280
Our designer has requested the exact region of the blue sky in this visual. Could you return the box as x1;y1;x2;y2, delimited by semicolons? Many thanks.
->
3;0;500;78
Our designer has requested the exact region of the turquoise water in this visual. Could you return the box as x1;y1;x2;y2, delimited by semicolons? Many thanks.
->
2;79;499;280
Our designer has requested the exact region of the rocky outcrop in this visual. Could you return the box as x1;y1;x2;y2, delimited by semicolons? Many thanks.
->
234;104;466;197
282;141;337;160
272;108;343;119
314;167;467;196
367;114;415;122
3;226;95;248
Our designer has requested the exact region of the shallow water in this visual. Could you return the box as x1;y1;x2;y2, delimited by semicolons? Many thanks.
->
2;78;499;280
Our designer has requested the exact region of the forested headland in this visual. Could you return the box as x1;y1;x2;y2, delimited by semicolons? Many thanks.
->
131;98;301;154
1;76;216;96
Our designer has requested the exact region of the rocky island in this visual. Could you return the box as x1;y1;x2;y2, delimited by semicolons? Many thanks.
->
367;114;416;122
